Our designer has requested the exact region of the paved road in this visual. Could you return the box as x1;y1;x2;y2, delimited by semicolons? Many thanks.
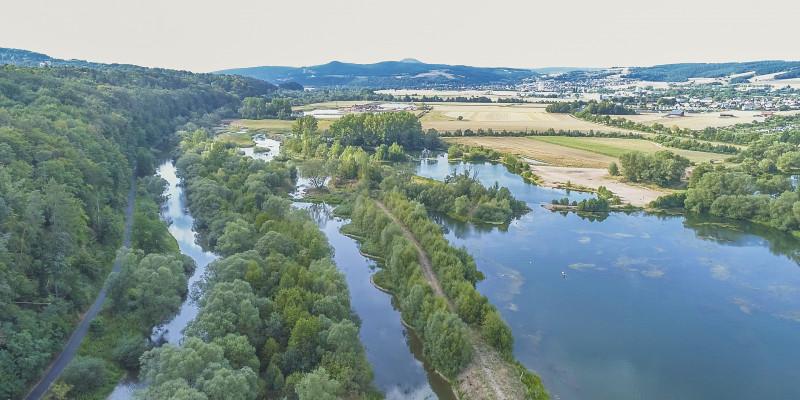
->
24;173;137;400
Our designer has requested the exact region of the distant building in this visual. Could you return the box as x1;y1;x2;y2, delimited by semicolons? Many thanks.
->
720;113;735;118
667;109;685;117
762;111;774;117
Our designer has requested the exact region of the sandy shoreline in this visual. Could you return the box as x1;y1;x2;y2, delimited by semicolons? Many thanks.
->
531;165;666;207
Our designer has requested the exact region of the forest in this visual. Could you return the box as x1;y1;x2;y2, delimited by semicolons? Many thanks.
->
648;114;800;236
0;64;274;399
124;130;380;400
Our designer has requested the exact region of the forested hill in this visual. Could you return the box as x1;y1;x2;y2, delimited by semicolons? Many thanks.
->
216;59;537;89
0;64;274;399
624;61;800;82
0;47;279;94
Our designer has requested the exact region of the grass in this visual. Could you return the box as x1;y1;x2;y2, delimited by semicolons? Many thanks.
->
216;132;256;147
533;136;631;158
530;136;728;165
230;118;335;133
446;136;727;168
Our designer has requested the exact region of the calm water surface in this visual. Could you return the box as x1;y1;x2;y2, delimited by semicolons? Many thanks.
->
418;155;800;400
109;161;218;399
296;202;454;400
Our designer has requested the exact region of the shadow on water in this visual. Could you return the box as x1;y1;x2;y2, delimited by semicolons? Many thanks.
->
294;201;455;400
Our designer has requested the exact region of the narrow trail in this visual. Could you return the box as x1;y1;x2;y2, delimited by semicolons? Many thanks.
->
375;200;515;400
375;200;449;304
25;173;137;400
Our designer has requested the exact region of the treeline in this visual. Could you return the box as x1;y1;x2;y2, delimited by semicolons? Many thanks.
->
329;112;430;149
135;132;379;399
349;191;547;398
348;195;474;377
546;100;635;115
649;125;800;235
619;151;691;187
0;64;273;399
418;95;492;103
652;135;739;155
437;127;645;139
239;97;293;119
382;169;528;224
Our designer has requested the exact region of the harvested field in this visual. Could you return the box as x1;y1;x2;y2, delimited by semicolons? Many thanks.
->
420;103;632;134
623;110;800;130
530;165;667;207
446;136;616;168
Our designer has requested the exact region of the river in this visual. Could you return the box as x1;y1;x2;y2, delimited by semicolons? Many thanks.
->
417;154;800;400
108;161;218;399
110;139;450;399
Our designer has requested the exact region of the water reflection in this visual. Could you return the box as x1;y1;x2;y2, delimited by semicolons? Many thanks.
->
293;202;455;400
418;156;800;400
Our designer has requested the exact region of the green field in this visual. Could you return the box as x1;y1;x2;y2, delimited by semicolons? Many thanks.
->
230;118;334;133
530;136;728;165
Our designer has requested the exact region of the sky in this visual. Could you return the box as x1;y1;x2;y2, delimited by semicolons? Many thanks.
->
1;0;798;73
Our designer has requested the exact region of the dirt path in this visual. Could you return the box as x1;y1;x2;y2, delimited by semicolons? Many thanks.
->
375;200;522;400
25;173;137;400
375;201;449;303
531;165;666;207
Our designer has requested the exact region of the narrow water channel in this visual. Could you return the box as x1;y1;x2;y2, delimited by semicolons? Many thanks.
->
296;202;455;400
112;138;455;398
108;161;218;399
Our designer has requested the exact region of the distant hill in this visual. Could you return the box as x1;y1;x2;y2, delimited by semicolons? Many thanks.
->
215;60;538;89
624;61;800;82
0;47;145;71
0;47;278;93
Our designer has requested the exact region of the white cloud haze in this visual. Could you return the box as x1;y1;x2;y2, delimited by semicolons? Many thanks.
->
1;0;797;72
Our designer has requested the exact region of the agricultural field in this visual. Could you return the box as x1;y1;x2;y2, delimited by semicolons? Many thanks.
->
447;136;616;168
292;100;370;111
446;136;726;168
419;102;630;133
622;110;800;130
229;118;334;133
532;136;728;164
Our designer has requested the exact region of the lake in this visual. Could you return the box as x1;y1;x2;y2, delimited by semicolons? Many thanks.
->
417;154;800;400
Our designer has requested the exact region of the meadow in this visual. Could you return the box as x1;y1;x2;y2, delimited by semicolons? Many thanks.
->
446;136;726;168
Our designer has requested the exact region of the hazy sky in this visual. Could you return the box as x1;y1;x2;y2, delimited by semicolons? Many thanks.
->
2;0;797;72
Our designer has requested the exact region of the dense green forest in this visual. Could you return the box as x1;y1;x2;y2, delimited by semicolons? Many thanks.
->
649;114;800;235
0;64;275;399
57;176;194;398
130;131;380;399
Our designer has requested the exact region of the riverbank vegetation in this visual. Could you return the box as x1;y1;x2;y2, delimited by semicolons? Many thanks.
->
276;112;548;397
647;115;800;237
60;177;194;399
134;131;380;400
0;64;274;399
